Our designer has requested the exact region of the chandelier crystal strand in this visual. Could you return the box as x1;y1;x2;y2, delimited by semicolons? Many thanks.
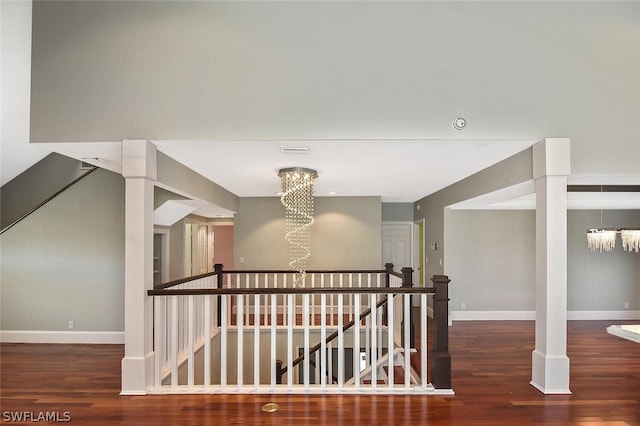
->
279;168;317;287
621;230;640;253
587;229;616;253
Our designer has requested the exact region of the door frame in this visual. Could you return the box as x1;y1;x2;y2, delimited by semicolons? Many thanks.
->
153;227;170;285
413;218;426;287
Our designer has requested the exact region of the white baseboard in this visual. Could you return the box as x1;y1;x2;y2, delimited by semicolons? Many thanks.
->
567;310;640;320
0;330;124;344
451;310;640;322
451;311;536;321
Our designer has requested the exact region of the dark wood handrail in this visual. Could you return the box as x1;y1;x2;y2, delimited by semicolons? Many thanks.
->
0;166;98;235
279;296;390;377
148;287;434;296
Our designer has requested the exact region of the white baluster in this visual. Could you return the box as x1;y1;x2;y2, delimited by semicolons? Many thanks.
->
371;293;377;388
421;293;428;389
330;274;335;327
188;295;195;389
204;295;211;388
221;295;228;389
245;274;251;325
320;293;327;389
153;297;162;390
287;293;294;389
237;294;244;389
327;341;333;386
254;293;260;389
348;274;353;322
263;273;269;326
354;293;361;388
337;293;344;388
311;274;316;326
270;293;277;389
282;273;288;327
387;292;394;388
404;293;410;389
303;293;310;389
170;296;178;389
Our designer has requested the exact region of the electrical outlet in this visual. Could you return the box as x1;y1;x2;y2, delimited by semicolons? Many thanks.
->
461;302;466;310
68;321;74;329
624;302;629;309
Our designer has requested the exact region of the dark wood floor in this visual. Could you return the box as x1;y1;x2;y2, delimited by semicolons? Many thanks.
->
2;320;640;425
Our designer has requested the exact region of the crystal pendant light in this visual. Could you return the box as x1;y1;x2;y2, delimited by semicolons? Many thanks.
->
279;167;317;287
587;229;617;253
621;230;640;253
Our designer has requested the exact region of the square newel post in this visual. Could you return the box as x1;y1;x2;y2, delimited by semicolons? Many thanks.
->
383;263;394;325
384;263;394;287
121;140;157;395
214;264;224;327
401;267;415;347
431;274;451;390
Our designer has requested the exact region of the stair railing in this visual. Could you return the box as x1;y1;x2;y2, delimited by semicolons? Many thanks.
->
148;265;452;394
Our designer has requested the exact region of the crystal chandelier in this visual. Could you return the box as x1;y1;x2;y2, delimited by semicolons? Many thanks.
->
586;185;639;253
279;167;317;287
621;230;640;253
587;228;640;253
586;229;617;253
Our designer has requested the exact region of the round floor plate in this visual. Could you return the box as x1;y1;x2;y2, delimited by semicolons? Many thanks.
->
261;403;280;413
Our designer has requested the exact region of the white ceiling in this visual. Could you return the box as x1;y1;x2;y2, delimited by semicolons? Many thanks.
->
153;138;538;202
57;138;538;216
56;139;640;218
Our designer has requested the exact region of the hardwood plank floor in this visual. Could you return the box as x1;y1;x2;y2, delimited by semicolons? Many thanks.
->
2;320;639;425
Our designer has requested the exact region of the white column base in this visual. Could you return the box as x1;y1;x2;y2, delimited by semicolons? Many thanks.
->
120;352;155;395
530;349;571;394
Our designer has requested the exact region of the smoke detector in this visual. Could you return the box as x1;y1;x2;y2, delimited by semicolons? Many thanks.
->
452;117;466;130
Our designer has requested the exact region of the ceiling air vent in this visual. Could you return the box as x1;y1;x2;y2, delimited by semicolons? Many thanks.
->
281;146;311;154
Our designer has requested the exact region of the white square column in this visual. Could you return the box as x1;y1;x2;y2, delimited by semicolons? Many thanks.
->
120;140;157;395
531;138;571;394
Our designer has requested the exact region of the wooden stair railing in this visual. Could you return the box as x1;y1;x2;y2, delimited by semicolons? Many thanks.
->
276;296;390;384
276;265;415;384
149;266;452;391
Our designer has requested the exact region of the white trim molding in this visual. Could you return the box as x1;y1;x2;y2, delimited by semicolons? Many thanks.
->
451;310;640;322
451;311;536;321
567;311;640;321
0;330;124;344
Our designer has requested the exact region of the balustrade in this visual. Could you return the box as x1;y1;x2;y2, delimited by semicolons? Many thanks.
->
147;265;452;395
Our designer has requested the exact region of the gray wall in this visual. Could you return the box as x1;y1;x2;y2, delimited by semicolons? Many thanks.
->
382;203;413;222
568;210;640;311
416;148;533;280
447;209;640;313
1;168;125;332
448;210;536;312
29;2;640;178
234;197;382;270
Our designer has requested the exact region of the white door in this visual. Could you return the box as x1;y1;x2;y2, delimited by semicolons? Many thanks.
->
382;222;413;275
